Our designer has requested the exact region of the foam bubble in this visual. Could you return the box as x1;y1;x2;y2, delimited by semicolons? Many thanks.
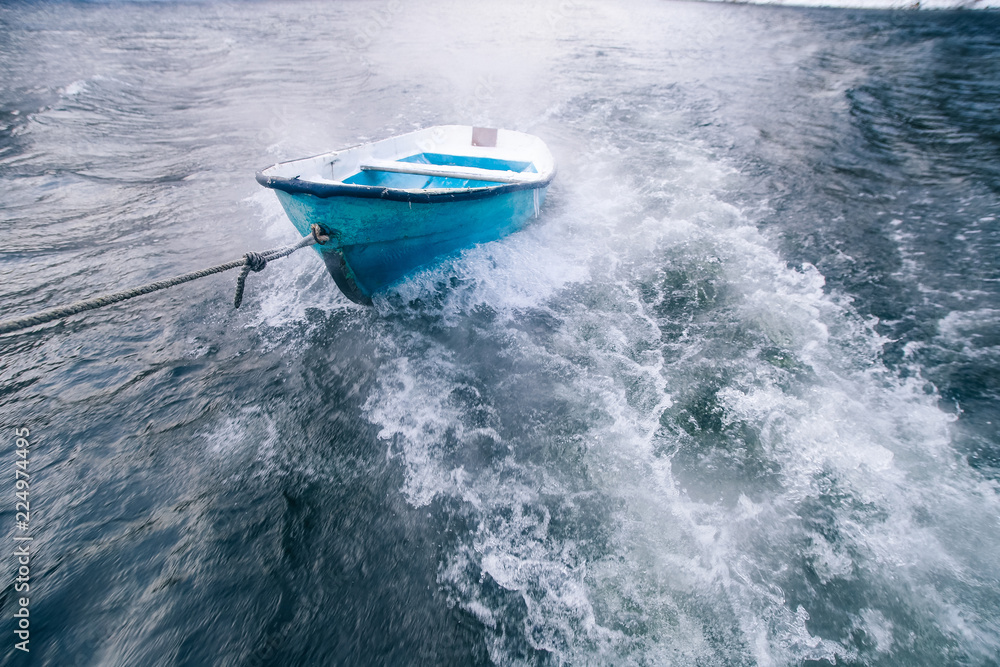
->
63;80;87;96
201;406;278;462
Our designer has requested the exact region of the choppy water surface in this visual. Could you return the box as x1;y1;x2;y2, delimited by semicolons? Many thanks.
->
2;1;999;665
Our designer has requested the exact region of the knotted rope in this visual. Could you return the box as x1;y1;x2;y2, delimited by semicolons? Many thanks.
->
234;251;268;309
0;224;330;335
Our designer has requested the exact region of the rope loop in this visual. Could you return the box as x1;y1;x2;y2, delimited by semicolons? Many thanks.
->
244;251;268;272
233;252;268;309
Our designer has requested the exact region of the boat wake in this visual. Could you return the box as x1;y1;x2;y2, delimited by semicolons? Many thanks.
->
361;127;1000;664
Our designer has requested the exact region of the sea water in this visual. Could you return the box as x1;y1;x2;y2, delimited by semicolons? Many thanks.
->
1;1;999;665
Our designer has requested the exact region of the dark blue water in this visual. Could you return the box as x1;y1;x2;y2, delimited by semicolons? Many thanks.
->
2;1;999;665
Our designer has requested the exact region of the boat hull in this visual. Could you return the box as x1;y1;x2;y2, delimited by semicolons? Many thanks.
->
273;185;546;304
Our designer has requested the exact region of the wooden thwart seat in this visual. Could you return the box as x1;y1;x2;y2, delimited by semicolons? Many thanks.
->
359;158;538;184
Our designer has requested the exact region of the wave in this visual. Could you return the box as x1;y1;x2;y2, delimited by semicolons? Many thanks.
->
703;0;998;9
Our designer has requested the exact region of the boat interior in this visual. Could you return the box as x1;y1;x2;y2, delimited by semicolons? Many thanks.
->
261;125;554;192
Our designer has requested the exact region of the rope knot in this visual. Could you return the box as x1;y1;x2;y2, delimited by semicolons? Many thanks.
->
233;252;269;309
244;251;267;272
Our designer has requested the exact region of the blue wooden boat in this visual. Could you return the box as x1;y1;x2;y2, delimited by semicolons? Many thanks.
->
256;125;555;304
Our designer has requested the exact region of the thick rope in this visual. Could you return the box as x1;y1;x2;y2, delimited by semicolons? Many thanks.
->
0;225;330;335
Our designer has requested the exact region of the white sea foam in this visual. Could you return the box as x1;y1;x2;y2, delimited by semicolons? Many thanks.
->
201;405;278;461
62;79;87;96
937;308;1000;354
362;132;1000;664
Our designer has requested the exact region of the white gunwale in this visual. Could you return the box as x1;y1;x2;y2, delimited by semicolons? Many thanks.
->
262;125;555;188
358;158;541;184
